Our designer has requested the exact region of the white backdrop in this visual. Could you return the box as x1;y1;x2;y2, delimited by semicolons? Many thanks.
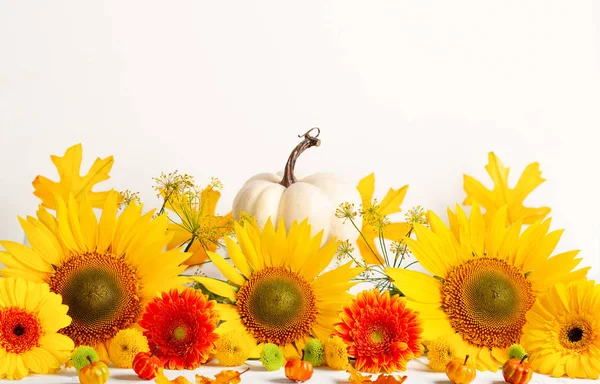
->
0;1;599;279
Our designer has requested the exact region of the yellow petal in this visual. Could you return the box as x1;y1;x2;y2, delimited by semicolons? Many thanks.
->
207;251;245;286
386;268;442;304
357;173;375;206
224;236;251;278
97;192;118;252
190;277;237;299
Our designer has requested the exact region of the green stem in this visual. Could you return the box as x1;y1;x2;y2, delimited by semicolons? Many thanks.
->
378;230;389;266
184;236;196;252
158;190;175;215
404;260;419;269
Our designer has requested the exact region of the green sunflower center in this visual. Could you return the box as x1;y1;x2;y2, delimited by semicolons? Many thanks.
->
49;251;142;346
236;267;317;346
441;257;535;349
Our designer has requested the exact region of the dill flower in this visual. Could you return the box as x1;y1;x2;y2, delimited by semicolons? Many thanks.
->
165;179;234;266
336;202;358;222
214;330;251;367
405;205;427;226
119;190;141;208
324;336;349;370
427;335;457;372
108;328;150;368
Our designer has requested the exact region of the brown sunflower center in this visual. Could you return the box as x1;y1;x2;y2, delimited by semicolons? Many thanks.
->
48;251;142;347
560;318;592;352
0;308;43;354
441;257;535;349
236;267;317;345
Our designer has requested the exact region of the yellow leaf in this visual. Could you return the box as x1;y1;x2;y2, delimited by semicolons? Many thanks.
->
195;368;249;384
372;374;408;383
32;143;121;209
154;369;193;384
347;364;373;383
463;152;550;226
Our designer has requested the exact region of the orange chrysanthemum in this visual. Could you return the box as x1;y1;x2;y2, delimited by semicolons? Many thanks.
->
335;290;423;373
138;288;219;370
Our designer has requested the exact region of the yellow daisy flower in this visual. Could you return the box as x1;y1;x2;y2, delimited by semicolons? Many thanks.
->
522;279;600;379
463;152;551;226
0;193;189;363
193;219;362;359
356;173;411;264
0;277;74;380
32;143;121;210
386;204;589;371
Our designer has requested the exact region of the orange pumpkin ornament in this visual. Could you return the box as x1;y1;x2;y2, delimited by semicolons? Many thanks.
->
78;357;110;384
285;358;314;382
133;349;161;380
445;355;476;384
502;355;533;384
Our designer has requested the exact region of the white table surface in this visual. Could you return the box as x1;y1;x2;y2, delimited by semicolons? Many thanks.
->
4;358;597;384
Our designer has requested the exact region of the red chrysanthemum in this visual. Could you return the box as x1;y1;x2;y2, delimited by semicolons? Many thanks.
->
335;289;424;373
138;288;219;369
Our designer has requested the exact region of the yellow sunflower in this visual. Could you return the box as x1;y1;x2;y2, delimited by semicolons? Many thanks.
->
463;152;551;226
0;193;189;362
356;173;411;264
522;279;600;379
0;277;74;380
386;204;589;371
192;218;362;359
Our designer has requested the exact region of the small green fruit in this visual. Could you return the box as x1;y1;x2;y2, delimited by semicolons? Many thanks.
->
260;343;284;371
508;344;527;360
71;346;99;371
303;338;325;367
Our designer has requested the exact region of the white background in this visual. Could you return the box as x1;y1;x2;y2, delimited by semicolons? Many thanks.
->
1;1;599;278
0;2;599;383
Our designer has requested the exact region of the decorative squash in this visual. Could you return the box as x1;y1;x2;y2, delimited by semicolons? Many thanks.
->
502;355;533;384
232;128;361;245
445;355;476;384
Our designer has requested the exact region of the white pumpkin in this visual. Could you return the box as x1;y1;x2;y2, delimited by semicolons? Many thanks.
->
232;128;362;245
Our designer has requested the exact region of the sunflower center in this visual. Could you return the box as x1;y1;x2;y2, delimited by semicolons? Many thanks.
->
48;251;142;347
173;326;187;341
560;318;592;352
441;257;535;349
0;308;43;354
236;267;317;346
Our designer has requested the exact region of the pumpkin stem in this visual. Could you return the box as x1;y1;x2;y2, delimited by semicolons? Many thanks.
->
463;355;470;365
280;128;321;188
520;354;528;364
150;345;159;358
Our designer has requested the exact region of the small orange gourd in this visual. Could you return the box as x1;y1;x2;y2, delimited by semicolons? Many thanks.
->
445;355;476;384
502;355;533;384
